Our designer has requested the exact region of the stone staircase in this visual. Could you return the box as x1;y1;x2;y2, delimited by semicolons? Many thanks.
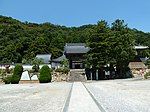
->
67;69;87;82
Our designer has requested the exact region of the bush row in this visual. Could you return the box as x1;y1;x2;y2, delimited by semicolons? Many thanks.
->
3;65;59;84
3;64;23;84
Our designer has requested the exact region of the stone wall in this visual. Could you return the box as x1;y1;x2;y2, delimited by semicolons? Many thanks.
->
131;69;150;77
52;72;69;82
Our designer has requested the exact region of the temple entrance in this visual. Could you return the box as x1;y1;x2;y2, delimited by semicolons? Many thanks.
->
75;64;81;69
64;43;90;69
72;61;83;69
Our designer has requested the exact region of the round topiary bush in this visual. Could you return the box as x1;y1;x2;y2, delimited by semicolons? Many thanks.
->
39;65;52;83
11;64;23;84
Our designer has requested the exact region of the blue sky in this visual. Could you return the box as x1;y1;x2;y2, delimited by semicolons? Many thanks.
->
0;0;150;32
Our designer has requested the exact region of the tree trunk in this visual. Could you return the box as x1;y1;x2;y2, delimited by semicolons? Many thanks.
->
116;64;123;78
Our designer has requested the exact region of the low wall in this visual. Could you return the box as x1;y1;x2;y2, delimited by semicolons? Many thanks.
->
0;64;52;70
19;80;39;84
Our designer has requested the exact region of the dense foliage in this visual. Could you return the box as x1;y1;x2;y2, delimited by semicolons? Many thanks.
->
60;59;69;68
3;75;12;84
86;20;144;78
0;15;149;64
11;64;23;84
0;16;93;63
1;68;13;84
39;65;52;83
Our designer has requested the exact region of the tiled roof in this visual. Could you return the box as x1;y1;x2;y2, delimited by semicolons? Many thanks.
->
129;62;147;69
65;43;90;54
36;54;51;64
52;54;66;62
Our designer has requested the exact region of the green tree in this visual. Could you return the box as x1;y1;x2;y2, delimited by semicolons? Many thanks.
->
86;19;135;78
60;59;69;68
111;19;135;78
86;20;112;68
0;15;149;67
31;57;44;65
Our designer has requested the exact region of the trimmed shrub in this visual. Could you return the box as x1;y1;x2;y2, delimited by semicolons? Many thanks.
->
11;64;23;84
63;67;70;74
39;65;52;83
55;67;70;74
3;76;12;84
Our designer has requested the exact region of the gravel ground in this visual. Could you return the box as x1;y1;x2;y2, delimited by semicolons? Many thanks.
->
1;79;150;112
84;79;150;112
0;82;72;112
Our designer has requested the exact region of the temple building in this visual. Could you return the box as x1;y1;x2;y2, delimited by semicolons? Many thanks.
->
35;44;148;80
64;43;149;69
35;44;149;71
64;43;90;69
129;45;149;72
36;54;51;64
51;54;66;68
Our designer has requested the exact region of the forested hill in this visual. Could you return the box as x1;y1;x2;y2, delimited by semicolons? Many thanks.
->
0;15;149;63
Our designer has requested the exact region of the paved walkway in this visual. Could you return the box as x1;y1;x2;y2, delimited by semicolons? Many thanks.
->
67;82;101;112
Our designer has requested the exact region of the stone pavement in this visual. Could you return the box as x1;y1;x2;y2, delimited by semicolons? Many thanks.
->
68;69;86;82
67;82;101;112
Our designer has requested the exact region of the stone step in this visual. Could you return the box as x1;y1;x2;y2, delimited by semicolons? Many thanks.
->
68;69;86;82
